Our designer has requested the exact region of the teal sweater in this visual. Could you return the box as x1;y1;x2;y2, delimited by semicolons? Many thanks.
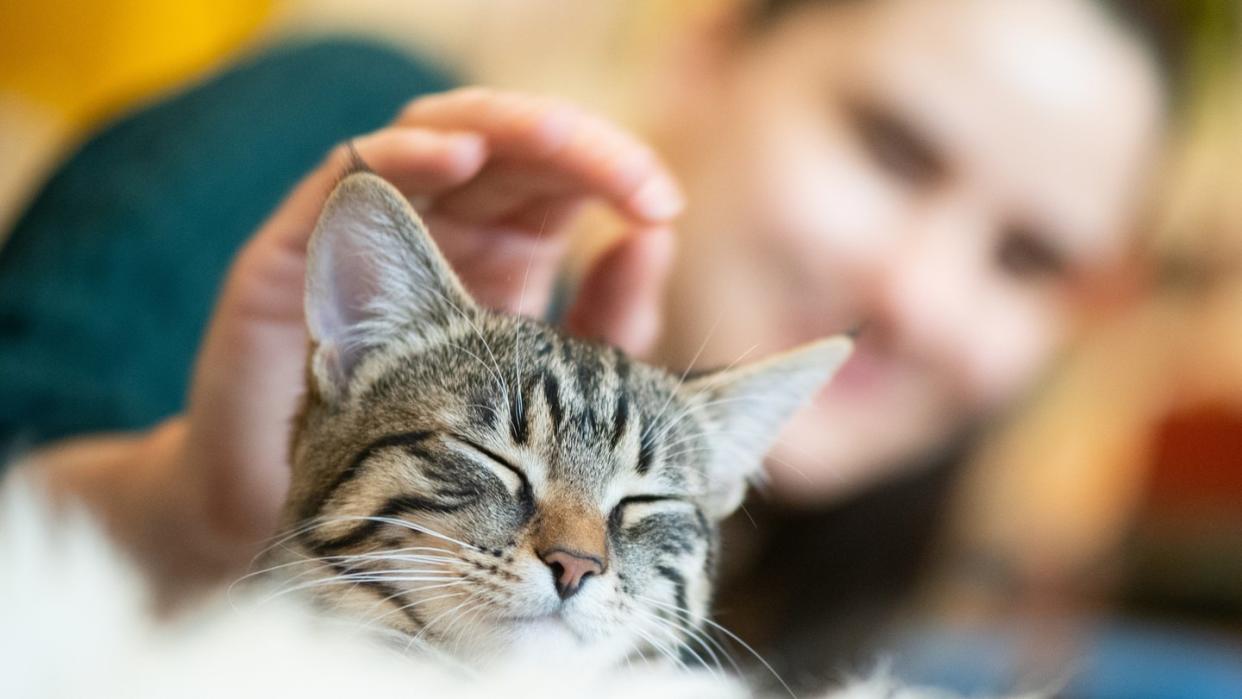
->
0;39;454;452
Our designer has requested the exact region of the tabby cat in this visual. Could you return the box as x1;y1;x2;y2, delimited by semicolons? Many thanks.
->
273;170;852;667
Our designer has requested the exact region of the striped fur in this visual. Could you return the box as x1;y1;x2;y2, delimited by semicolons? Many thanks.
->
273;172;852;667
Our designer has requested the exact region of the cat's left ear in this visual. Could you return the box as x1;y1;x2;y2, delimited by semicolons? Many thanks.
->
681;336;853;518
304;172;475;402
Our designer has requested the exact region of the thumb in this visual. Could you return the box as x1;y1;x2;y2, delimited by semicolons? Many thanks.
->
564;226;675;358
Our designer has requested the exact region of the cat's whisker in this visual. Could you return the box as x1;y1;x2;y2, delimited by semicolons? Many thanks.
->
661;408;825;459
644;340;768;454
249;534;468;601
361;587;469;633
510;206;551;433
244;516;353;571
629;605;718;677
259;570;463;605
347;588;483;677
462;401;504;422
233;548;423;603
629;622;692;675
438;291;515;411
241;547;461;584
637;594;797;699
629;603;735;678
345;548;465;565
627;642;654;670
365;554;461;567
330;572;462;584
279;578;469;644
675;623;738;677
409;596;479;653
443;596;492;658
640;312;726;451
253;555;461;595
649;339;762;444
445;339;511;402
308;514;480;552
662;426;821;490
437;600;487;657
649;383;776;450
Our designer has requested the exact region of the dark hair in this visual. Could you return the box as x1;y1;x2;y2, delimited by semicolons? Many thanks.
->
1101;0;1188;92
748;0;1187;95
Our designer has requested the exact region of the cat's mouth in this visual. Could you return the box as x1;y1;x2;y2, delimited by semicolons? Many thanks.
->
501;609;566;625
500;610;587;641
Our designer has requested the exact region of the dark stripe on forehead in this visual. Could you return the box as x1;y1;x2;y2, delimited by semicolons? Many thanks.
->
574;352;602;401
468;390;500;430
312;493;465;551
611;391;630;448
303;430;434;520
541;370;564;434
509;379;529;445
611;349;631;448
637;414;658;475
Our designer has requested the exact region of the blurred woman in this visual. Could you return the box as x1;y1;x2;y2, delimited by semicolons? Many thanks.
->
641;0;1169;685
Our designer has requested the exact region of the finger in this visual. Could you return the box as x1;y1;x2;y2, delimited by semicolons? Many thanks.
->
500;194;586;235
565;226;676;357
428;195;582;316
353;127;488;197
260;128;488;256
429;161;569;224
423;216;568;317
429;131;674;226
401;88;578;159
402;88;684;223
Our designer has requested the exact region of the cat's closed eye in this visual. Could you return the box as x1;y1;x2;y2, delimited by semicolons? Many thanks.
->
609;494;687;530
451;436;532;498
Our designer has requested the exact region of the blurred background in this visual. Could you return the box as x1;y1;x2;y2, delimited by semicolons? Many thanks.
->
2;1;1240;697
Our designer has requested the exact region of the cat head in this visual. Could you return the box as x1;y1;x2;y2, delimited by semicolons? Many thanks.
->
281;171;852;663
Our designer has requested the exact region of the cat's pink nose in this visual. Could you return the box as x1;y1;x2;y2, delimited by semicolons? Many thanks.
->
540;549;603;600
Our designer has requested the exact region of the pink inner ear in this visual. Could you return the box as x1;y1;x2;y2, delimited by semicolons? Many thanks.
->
307;217;386;382
304;173;478;393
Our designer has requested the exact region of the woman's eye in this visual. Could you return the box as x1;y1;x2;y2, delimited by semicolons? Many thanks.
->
849;100;945;189
996;226;1069;282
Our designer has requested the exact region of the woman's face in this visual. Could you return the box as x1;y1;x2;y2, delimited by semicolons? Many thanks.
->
659;0;1163;503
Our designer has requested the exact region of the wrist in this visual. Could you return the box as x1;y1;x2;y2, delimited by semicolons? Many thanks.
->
140;417;260;588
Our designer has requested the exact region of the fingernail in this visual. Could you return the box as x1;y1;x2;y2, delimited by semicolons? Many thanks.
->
631;176;684;221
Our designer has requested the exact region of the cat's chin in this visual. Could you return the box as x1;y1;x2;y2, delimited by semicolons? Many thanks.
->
447;615;631;668
509;615;582;648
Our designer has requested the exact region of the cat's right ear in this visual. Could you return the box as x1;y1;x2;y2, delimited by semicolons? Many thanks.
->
681;336;853;518
304;172;475;401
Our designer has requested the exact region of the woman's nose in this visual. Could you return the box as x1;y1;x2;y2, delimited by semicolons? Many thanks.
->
860;207;984;356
